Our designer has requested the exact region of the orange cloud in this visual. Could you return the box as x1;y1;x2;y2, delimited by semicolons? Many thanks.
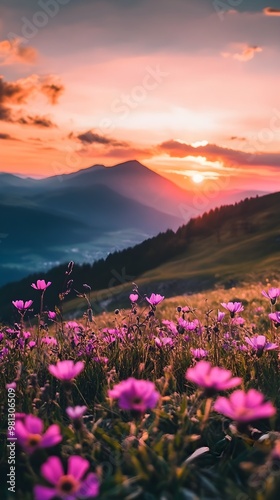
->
0;74;64;126
263;7;280;16
40;76;65;105
0;38;37;66
158;139;280;169
222;44;262;62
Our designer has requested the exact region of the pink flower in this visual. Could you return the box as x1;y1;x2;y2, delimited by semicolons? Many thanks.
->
108;377;160;413
6;382;16;390
22;331;31;339
190;348;208;360
93;356;109;364
255;306;264;314
48;311;56;320
238;345;248;352
269;312;280;325
34;456;99;500
129;293;139;303
66;321;84;334
232;316;245;326
15;415;62;454
12;300;33;312
261;288;280;304
48;360;84;382
185;361;242;394
162;319;178;335
155;337;174;349
217;311;226;322
245;335;278;355
146;293;165;306
66;406;87;421
31;279;52;290
221;302;244;317
42;337;58;346
214;389;276;423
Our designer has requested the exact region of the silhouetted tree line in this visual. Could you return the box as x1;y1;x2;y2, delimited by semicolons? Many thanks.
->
0;191;278;322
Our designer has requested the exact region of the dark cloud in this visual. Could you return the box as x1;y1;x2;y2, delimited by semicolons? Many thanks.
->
40;78;65;105
0;132;19;140
159;139;280;168
75;130;128;147
18;115;56;128
0;76;32;105
77;130;113;145
263;7;280;15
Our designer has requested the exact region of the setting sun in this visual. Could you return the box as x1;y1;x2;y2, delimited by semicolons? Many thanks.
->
192;173;205;184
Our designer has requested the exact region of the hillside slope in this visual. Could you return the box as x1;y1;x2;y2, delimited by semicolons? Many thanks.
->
1;191;279;321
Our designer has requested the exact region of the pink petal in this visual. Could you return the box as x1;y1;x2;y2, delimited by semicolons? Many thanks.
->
67;456;89;480
78;473;99;498
213;396;233;417
245;389;265;408
229;390;247;408
24;415;44;434
224;377;242;389
41;425;62;448
73;361;85;377
41;456;63;485
33;485;56;500
15;421;29;443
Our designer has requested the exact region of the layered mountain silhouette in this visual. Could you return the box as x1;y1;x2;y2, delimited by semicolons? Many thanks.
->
0;160;267;286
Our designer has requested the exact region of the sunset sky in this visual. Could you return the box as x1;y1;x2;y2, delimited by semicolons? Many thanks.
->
1;0;280;191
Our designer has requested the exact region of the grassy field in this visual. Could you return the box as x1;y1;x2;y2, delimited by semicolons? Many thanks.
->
1;194;280;499
1;274;280;499
62;208;280;319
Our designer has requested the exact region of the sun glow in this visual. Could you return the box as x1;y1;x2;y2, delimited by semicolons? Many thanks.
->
192;173;205;184
191;140;208;148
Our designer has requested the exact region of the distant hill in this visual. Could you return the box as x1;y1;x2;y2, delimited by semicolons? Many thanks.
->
1;191;279;322
0;161;193;286
1;160;267;287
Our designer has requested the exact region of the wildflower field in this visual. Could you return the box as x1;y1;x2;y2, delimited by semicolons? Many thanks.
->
1;270;280;500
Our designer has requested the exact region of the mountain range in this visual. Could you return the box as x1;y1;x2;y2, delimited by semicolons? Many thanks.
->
0;160;268;287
